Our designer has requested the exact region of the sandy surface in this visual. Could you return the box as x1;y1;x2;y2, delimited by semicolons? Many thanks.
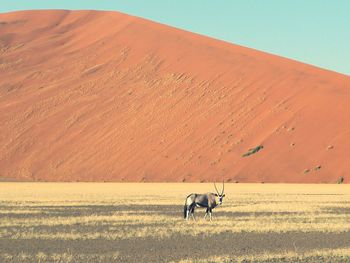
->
0;10;349;182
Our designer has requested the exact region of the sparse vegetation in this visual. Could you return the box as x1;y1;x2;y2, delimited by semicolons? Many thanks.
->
337;176;344;184
314;165;322;171
0;183;349;262
242;145;264;157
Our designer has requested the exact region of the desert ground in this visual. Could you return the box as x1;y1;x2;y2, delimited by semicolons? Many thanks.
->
1;10;350;183
0;183;349;262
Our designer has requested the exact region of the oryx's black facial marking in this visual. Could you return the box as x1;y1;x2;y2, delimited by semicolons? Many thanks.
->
215;193;225;205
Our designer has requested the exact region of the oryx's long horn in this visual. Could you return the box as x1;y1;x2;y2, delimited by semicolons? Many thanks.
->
222;180;225;195
214;182;220;195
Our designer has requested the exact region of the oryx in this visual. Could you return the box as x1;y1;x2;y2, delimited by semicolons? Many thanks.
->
184;181;225;221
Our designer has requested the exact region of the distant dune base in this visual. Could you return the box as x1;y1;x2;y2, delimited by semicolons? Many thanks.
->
0;10;349;183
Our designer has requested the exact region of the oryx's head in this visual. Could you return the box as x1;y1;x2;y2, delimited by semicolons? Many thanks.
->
214;181;225;205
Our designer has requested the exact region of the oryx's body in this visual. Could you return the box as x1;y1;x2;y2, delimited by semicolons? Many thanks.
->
184;182;225;221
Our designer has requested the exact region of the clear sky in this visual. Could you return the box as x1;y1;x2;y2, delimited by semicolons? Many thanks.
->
1;1;349;75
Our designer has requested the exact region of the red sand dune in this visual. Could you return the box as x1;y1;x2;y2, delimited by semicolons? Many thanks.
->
0;10;349;183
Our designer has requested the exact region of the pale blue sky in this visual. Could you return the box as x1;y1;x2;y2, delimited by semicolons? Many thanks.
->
1;1;349;75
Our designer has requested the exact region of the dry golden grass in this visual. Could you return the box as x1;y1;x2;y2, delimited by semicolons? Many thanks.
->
177;248;350;263
0;183;349;262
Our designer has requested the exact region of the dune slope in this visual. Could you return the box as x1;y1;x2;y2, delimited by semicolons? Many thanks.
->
0;10;349;182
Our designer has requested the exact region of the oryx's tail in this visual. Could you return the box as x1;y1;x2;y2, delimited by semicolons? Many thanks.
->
183;205;187;219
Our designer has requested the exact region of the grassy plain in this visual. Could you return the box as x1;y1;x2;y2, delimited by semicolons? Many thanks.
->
0;183;349;262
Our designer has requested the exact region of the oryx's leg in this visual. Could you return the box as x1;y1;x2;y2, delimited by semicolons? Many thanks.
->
204;208;209;220
209;208;213;221
185;196;193;220
184;205;190;220
189;204;196;221
186;206;192;220
190;207;196;221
